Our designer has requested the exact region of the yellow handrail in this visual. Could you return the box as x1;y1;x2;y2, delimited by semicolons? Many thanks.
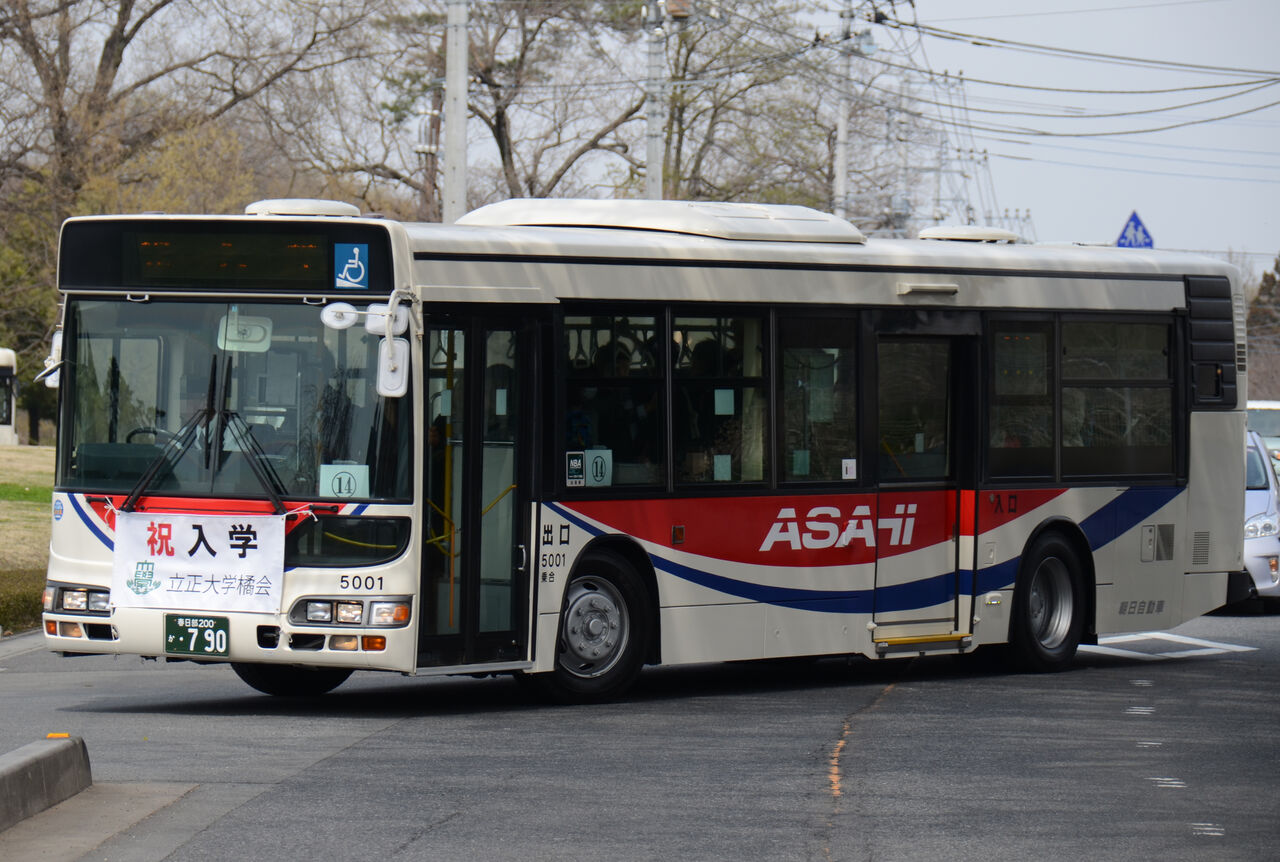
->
480;483;517;516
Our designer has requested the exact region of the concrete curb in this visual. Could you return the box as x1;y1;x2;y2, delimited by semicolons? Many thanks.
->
0;737;92;833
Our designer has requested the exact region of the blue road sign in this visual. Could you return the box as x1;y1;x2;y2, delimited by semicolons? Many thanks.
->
1116;211;1153;248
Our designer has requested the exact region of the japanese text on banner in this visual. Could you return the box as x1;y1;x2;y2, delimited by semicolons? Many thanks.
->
111;512;285;613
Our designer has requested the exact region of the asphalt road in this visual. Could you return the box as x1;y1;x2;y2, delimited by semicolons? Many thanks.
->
0;607;1277;862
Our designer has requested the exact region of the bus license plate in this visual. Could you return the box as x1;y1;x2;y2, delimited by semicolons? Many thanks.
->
164;614;230;657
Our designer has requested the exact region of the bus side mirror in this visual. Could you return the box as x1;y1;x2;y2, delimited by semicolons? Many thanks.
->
377;337;409;398
35;330;63;389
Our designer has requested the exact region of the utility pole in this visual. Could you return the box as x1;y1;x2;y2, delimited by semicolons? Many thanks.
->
413;84;443;222
833;4;876;221
443;0;468;223
644;0;666;200
833;0;852;219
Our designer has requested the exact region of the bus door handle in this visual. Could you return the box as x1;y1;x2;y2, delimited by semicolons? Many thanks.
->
516;544;528;572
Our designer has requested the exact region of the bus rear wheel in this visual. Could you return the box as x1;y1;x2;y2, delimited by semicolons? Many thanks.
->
1009;533;1085;672
231;662;353;696
536;550;651;703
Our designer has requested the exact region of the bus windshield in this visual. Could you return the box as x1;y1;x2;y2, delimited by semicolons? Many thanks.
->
57;298;411;502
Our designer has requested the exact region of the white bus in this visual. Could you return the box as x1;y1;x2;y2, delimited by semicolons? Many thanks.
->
42;198;1250;698
0;347;17;446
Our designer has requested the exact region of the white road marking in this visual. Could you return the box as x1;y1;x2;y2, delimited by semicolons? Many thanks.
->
1191;822;1226;837
1080;632;1258;661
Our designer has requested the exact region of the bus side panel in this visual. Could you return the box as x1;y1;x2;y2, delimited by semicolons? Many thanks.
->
974;486;1192;638
661;604;767;664
1090;489;1188;634
540;499;884;667
1185;410;1246;577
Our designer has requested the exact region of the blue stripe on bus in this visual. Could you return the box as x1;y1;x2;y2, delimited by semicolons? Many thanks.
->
68;494;114;552
974;485;1184;594
550;501;955;615
553;485;1186;615
1079;485;1182;552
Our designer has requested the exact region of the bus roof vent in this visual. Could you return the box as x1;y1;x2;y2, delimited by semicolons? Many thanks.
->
458;198;866;244
918;225;1021;243
244;199;361;217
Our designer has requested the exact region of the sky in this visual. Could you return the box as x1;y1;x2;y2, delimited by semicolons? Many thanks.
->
871;0;1279;277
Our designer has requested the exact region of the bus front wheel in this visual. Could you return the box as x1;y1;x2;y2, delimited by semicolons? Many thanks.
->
539;550;651;703
1009;533;1085;672
231;662;353;696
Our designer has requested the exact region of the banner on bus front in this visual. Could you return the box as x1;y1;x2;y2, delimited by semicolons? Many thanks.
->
110;512;284;613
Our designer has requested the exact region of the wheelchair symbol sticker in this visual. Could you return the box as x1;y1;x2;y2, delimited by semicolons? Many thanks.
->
334;243;369;289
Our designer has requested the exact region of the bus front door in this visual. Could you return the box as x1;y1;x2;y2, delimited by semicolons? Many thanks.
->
419;318;532;668
871;328;979;651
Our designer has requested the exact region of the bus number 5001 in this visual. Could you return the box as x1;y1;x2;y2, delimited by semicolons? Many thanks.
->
340;575;385;590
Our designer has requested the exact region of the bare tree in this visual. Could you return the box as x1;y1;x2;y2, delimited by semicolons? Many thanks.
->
0;0;389;436
0;0;385;225
320;1;649;214
1248;254;1280;400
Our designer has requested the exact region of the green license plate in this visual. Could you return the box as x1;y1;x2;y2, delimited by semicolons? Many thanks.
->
164;614;230;657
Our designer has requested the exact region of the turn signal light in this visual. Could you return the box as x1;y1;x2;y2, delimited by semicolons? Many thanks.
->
362;636;386;652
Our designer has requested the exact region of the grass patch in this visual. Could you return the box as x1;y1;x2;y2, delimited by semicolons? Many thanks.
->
0;482;51;503
0;569;44;634
0;448;55;634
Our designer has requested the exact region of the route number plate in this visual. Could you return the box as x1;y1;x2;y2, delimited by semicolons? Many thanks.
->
164;614;230;657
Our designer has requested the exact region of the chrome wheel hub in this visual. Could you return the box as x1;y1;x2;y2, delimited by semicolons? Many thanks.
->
1029;556;1073;650
560;578;629;679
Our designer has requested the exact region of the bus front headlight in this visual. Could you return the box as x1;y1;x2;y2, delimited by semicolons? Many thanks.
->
369;601;410;626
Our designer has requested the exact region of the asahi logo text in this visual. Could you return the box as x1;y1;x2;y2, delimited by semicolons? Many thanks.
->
758;504;918;551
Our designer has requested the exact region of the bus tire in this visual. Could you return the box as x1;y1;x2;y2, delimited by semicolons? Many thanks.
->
1008;533;1085;672
539;549;651;703
231;662;353;696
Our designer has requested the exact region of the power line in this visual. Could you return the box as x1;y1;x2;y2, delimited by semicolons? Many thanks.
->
984;149;1280;183
903;91;1280;138
883;18;1280;78
861;76;1280;122
926;0;1232;24
974;134;1280;171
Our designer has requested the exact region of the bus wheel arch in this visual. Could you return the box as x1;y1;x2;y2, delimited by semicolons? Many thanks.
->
536;539;656;702
579;536;660;664
1008;520;1094;672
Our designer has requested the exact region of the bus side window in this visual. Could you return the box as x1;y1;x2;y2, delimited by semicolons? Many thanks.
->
988;324;1054;478
563;314;663;487
1061;320;1173;476
778;316;858;482
673;315;766;485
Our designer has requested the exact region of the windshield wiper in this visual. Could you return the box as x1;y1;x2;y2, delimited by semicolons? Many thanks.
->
221;410;287;515
121;356;287;515
120;408;212;512
122;356;219;513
